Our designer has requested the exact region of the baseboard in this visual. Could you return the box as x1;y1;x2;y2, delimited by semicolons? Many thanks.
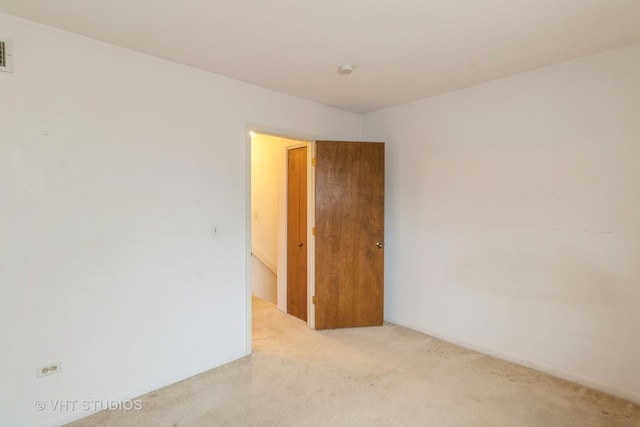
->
36;351;248;427
384;315;640;405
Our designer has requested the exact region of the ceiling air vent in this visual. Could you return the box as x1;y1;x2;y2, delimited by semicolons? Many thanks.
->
0;38;14;73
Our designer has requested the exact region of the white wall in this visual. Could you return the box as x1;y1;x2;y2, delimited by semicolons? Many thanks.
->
251;135;280;272
363;42;640;402
0;14;361;427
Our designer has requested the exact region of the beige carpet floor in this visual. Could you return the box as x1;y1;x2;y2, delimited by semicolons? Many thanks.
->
69;297;640;427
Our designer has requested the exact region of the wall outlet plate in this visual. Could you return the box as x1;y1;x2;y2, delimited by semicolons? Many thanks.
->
0;38;14;73
37;362;62;378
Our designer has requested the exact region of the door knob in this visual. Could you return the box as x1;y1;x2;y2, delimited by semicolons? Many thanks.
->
297;242;304;247
376;242;384;249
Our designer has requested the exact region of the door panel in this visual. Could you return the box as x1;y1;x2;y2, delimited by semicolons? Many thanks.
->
287;147;308;321
315;141;384;330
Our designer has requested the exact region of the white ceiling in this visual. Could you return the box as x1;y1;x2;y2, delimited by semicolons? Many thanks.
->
1;1;640;113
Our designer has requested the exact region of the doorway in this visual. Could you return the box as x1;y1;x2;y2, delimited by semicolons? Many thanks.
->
247;131;385;350
249;132;312;324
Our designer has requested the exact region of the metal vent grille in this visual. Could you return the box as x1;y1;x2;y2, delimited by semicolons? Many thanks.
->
0;38;13;72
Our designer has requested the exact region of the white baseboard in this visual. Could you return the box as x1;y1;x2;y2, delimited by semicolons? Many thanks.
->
36;352;247;427
385;315;640;405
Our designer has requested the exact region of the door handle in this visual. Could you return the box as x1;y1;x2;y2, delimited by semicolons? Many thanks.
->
376;242;384;249
297;242;304;247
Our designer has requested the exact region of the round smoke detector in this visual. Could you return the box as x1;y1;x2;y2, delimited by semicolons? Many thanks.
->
339;64;354;75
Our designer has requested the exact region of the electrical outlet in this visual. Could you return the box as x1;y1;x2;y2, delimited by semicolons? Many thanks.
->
37;362;62;378
211;224;220;238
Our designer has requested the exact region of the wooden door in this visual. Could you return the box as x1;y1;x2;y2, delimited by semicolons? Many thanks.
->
314;141;385;330
287;146;308;321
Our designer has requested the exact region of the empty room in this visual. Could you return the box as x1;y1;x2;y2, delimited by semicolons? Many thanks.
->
1;1;639;426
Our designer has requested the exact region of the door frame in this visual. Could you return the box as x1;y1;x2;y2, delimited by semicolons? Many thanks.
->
245;123;317;353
